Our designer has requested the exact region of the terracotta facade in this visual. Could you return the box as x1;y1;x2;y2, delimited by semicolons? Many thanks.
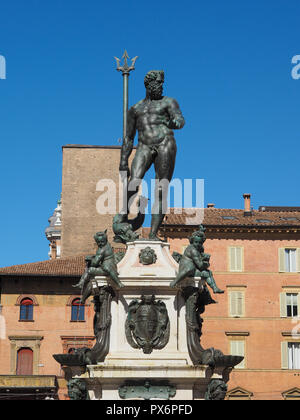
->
0;274;94;399
161;220;300;400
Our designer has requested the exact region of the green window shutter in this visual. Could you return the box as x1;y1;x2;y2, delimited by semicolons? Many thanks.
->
297;249;300;272
281;341;288;369
279;248;286;272
297;293;300;315
280;293;287;317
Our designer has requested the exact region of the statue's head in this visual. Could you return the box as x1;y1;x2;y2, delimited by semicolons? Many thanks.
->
139;247;157;265
144;70;164;99
189;232;206;248
206;379;228;401
141;294;155;304
189;225;206;248
94;230;108;247
67;379;88;400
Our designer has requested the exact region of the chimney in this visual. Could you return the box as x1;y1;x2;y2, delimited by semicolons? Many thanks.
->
243;193;252;216
207;203;215;208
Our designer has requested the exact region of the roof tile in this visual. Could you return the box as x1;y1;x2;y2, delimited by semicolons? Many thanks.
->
163;208;300;227
0;255;86;277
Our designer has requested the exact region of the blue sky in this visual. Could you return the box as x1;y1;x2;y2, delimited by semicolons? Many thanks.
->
0;0;300;266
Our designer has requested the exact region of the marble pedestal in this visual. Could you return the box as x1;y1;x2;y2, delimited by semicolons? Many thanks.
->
63;240;231;400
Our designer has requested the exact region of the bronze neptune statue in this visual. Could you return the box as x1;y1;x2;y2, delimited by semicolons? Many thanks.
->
119;70;185;240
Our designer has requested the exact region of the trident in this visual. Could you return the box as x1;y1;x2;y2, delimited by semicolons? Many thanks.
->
114;50;138;141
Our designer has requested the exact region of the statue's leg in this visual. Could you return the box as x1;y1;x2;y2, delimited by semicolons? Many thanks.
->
73;267;89;289
126;144;153;214
109;270;125;289
151;137;177;240
80;266;111;303
79;267;99;303
170;267;195;288
102;262;125;289
206;270;224;294
80;281;93;304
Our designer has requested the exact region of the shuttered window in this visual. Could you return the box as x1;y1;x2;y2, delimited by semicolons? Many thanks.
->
279;248;300;272
230;340;245;369
287;294;298;317
16;348;33;375
280;292;300;317
229;291;244;317
288;343;300;369
282;342;300;369
229;247;243;272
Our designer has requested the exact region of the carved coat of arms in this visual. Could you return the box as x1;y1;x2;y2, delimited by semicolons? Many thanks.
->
125;295;170;354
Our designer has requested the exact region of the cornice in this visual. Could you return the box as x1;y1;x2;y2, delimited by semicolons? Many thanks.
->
161;225;300;237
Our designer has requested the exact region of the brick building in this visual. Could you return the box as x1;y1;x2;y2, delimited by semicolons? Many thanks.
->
159;198;300;400
0;256;90;399
61;145;135;257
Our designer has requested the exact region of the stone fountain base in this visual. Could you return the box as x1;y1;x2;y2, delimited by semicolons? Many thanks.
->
54;240;242;400
62;361;232;400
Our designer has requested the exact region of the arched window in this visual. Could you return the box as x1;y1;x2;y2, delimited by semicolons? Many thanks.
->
20;298;34;321
16;348;33;375
71;298;85;322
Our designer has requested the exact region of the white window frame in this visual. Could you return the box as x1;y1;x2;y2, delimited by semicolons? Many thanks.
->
279;248;300;273
280;291;300;318
288;342;300;369
282;341;300;370
285;249;297;272
286;293;299;317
